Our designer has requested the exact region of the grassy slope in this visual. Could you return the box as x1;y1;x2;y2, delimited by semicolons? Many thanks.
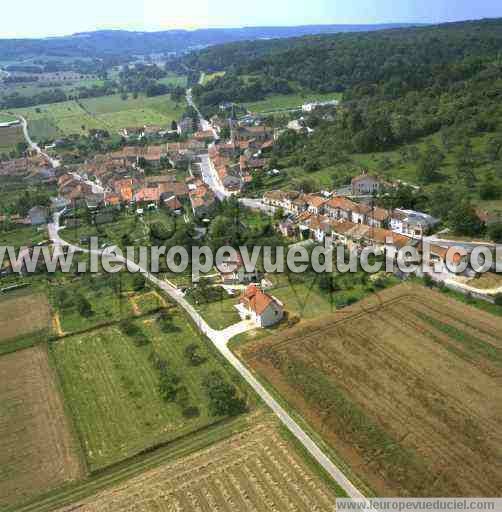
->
272;129;502;214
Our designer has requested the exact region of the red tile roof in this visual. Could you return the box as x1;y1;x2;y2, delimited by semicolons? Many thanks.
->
240;284;276;315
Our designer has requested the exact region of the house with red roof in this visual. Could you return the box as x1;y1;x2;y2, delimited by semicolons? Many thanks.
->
237;284;284;328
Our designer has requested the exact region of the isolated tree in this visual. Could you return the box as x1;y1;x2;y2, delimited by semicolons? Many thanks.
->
448;201;484;237
75;294;93;317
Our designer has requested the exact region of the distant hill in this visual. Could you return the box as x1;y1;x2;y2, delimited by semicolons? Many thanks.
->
0;24;424;61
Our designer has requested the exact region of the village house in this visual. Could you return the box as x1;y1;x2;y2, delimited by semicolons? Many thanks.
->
218;253;261;285
143;125;167;138
390;209;439;237
278;218;296;238
366;206;391;229
188;180;216;218
177;116;195;136
163;195;183;214
134;187;161;205
118;127;144;140
419;243;468;276
233;125;273;143
193;130;215;144
351;173;382;196
302;100;339;113
325;196;357;221
263;190;296;210
236;284;284;328
304;194;327;216
28;206;49;226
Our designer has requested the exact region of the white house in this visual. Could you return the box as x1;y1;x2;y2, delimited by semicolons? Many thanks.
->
351;173;382;196
390;209;439;237
236;284;284;328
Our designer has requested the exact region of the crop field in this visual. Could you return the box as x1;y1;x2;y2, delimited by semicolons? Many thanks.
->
240;283;502;497
0;290;52;344
2;93;185;140
0;124;24;153
55;418;338;511
0;346;82;509
52;310;245;470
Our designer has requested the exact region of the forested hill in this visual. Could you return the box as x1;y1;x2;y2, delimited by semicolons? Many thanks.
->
0;24;420;60
187;18;502;94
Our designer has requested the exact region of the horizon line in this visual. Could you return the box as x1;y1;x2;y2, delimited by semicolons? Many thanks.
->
2;17;500;41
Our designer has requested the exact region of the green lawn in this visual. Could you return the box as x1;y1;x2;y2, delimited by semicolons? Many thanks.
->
52;310;243;470
158;73;187;88
0;226;47;248
195;296;241;330
244;92;342;114
0;113;18;123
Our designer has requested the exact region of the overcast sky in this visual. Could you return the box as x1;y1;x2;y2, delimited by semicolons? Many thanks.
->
2;0;502;38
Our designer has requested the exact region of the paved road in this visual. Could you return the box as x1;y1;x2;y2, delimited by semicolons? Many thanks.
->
48;212;366;501
16;114;61;168
186;88;214;133
200;153;229;200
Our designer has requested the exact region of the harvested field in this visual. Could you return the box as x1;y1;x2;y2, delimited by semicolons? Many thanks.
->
56;419;338;511
0;290;52;343
0;346;83;508
240;283;502;497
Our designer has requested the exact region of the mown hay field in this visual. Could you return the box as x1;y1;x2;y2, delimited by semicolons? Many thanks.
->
56;418;338;511
3;93;185;140
0;124;24;153
0;346;82;509
52;311;246;471
240;283;502;497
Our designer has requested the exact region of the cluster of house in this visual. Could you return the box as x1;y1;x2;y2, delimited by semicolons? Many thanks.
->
118;124;175;141
207;124;275;194
57;167;191;214
261;187;460;272
186;177;216;218
108;140;206;168
265;189;439;238
0;155;55;183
